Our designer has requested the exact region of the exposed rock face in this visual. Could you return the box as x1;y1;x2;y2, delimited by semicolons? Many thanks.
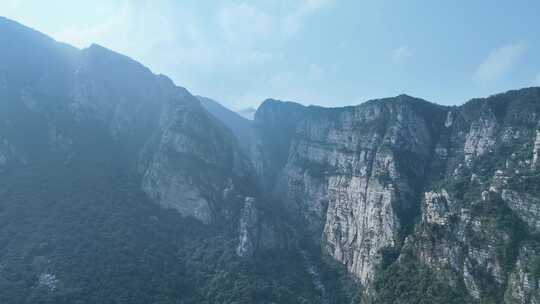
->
236;197;258;257
140;92;247;224
463;116;497;165
255;96;448;285
323;174;399;284
73;45;255;225
423;189;454;226
533;130;540;169
251;88;540;301
37;273;59;291
0;139;11;169
502;190;540;233
234;195;286;257
142;164;212;224
504;245;540;304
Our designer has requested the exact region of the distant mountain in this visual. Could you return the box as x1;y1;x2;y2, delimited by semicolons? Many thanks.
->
197;96;254;155
237;107;257;120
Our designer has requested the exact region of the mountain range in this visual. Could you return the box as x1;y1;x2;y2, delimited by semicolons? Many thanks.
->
1;16;539;304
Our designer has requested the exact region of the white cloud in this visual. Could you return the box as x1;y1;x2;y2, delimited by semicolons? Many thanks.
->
54;3;132;49
218;0;333;41
218;3;274;46
473;42;527;84
53;2;212;66
308;64;324;80
282;0;334;35
0;0;23;13
391;46;412;64
0;0;40;29
41;1;333;109
4;0;23;10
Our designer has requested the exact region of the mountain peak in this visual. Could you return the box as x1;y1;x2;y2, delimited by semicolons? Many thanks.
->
83;43;145;69
237;107;257;120
0;15;55;44
257;98;305;112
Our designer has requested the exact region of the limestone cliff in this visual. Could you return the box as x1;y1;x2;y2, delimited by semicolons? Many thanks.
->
254;96;447;285
251;88;540;302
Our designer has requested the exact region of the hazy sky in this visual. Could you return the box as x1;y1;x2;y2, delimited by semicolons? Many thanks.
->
2;0;540;109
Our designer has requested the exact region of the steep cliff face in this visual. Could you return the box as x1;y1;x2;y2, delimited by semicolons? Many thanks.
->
533;130;540;169
77;45;263;227
408;89;540;302
255;96;448;285
505;244;540;304
253;99;308;191
252;88;540;302
139;90;254;225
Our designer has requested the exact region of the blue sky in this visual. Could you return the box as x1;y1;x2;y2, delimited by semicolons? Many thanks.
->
2;0;540;109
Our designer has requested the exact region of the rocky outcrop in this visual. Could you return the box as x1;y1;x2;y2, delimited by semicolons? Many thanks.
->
423;189;454;226
502;190;540;233
505;245;540;304
140;92;246;224
37;272;59;291
463;116;497;165
533;130;540;169
142;162;212;224
236;197;258;257
0;139;12;170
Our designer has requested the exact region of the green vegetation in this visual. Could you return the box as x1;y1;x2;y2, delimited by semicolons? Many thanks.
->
0;152;357;304
369;250;472;304
531;255;540;280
